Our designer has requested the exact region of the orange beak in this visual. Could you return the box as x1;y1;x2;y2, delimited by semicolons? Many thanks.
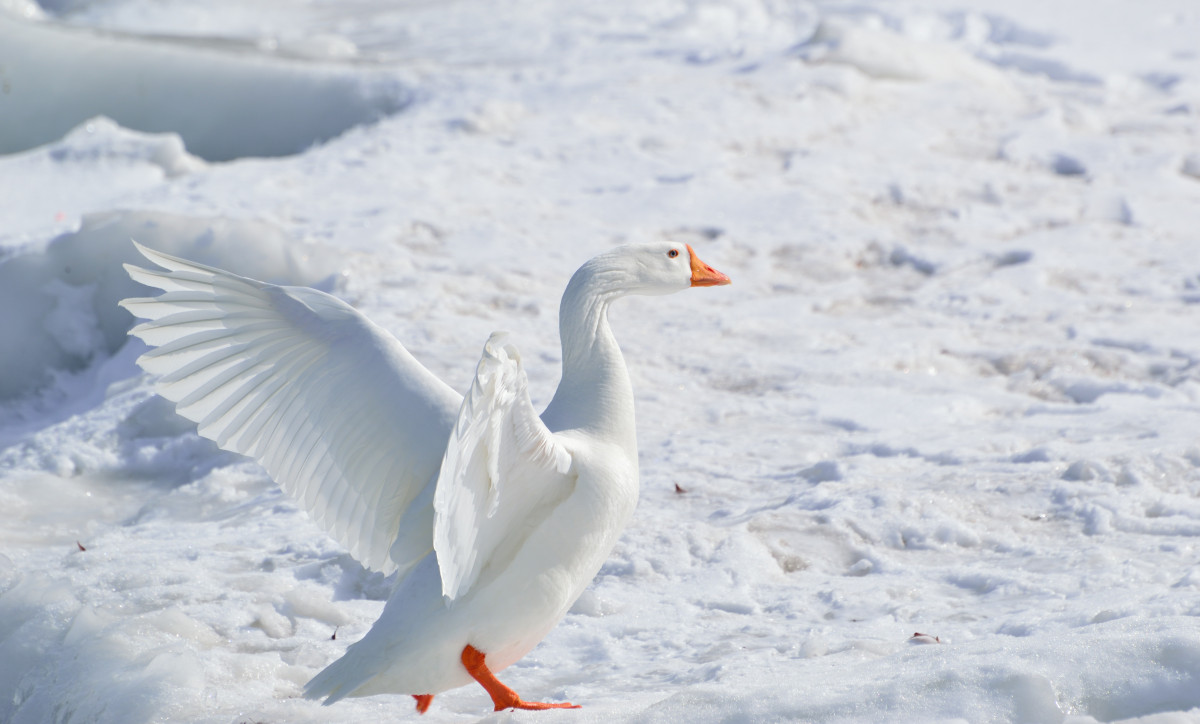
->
687;244;731;287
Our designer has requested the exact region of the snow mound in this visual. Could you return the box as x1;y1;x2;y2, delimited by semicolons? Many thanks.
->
0;14;411;161
0;210;338;402
809;16;1013;88
46;116;204;179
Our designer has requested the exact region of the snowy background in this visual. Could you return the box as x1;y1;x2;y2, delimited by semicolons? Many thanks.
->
2;0;1200;722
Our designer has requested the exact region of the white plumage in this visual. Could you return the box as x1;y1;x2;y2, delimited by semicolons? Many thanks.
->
120;241;729;712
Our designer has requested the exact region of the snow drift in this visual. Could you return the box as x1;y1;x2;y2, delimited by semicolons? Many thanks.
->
0;210;337;402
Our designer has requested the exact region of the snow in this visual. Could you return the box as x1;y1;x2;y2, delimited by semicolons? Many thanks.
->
1;0;1199;722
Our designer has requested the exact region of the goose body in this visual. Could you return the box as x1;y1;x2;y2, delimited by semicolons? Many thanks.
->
120;242;730;712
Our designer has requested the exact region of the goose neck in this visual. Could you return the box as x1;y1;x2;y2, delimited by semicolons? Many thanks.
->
544;267;635;447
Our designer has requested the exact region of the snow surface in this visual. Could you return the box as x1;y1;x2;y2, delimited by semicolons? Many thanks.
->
1;0;1199;722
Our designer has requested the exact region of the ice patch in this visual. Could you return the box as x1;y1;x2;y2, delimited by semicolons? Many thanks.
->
0;14;411;161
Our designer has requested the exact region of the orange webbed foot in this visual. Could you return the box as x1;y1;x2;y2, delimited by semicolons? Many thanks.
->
413;694;434;714
503;699;581;711
461;644;581;712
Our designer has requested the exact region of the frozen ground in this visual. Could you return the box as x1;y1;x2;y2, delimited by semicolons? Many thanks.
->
2;0;1200;722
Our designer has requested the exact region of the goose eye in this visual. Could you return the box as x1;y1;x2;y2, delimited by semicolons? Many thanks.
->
667;249;679;258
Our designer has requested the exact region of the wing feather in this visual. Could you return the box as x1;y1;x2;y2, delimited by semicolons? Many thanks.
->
433;332;573;604
120;242;461;574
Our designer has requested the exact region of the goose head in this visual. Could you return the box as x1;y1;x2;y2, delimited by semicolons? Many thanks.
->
576;242;731;299
550;241;729;436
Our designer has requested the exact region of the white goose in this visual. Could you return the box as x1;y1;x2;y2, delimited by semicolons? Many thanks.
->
119;241;730;713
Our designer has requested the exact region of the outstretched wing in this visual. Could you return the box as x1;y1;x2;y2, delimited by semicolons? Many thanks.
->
433;332;574;604
119;242;461;575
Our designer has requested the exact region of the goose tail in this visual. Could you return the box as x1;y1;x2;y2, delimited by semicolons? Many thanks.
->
303;651;368;706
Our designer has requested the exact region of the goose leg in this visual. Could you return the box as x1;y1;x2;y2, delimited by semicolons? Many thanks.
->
461;645;581;711
412;694;434;714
